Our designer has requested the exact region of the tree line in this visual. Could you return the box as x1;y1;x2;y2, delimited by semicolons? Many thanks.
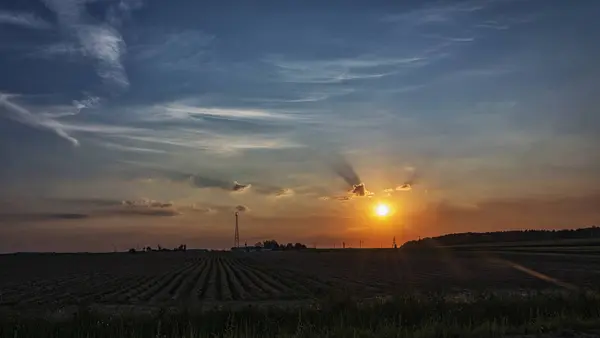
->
401;226;600;248
128;244;187;253
250;240;307;250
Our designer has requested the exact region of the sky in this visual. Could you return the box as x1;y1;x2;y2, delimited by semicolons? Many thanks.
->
1;0;599;253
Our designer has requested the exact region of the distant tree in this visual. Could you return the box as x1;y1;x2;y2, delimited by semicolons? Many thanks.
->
254;242;263;248
263;240;280;250
286;243;293;250
128;248;136;254
294;243;306;250
401;226;600;249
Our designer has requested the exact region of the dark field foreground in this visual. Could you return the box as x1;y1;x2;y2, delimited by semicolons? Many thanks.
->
2;249;600;337
1;292;600;337
3;249;600;309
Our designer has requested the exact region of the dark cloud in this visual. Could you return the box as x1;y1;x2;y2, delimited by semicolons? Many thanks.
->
0;212;89;223
331;154;362;187
108;208;180;217
51;197;122;207
0;197;181;223
188;175;232;190
232;181;251;192
117;198;179;216
188;174;251;192
274;188;294;198
235;205;250;213
253;185;294;198
383;167;418;194
350;183;373;197
121;199;173;208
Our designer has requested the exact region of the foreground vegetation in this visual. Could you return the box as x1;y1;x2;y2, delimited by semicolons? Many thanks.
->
2;291;600;338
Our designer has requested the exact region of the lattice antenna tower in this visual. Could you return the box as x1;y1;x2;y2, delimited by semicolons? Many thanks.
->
234;212;240;248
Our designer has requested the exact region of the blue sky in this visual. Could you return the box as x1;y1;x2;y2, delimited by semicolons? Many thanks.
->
1;0;599;252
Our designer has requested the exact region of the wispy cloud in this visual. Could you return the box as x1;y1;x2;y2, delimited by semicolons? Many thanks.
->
106;0;144;27
35;42;82;58
133;30;214;70
160;105;298;121
475;21;510;30
0;10;53;29
97;141;167;154
381;1;486;26
0;94;79;146
1;94;304;153
267;55;423;84
77;24;129;88
122;130;303;154
73;95;101;112
41;0;136;89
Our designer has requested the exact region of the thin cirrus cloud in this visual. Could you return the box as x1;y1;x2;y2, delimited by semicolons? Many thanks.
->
381;1;486;26
132;30;215;70
0;10;53;30
96;141;167;154
159;105;298;121
122;130;302;154
1;93;302;152
268;56;424;84
0;94;80;146
40;0;140;89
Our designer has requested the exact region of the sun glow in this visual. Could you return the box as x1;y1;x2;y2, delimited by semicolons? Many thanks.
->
375;203;390;217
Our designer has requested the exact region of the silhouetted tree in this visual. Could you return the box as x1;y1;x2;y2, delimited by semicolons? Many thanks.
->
294;243;306;250
401;226;600;249
128;248;136;254
262;240;280;250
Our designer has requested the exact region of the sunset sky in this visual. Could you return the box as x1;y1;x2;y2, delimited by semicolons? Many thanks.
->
1;0;599;252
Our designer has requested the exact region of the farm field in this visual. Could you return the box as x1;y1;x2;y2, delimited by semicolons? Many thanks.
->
0;252;334;310
2;248;600;312
2;249;600;337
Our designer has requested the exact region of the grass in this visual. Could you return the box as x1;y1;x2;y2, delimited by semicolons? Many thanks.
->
1;291;600;337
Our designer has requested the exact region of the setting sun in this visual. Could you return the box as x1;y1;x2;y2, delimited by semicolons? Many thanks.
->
375;203;390;217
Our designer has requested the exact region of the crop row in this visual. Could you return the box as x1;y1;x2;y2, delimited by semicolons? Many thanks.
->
0;254;335;307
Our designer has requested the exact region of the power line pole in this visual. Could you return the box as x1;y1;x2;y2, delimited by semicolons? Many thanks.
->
234;212;240;248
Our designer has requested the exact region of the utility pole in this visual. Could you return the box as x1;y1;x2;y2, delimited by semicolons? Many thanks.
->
234;212;240;248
